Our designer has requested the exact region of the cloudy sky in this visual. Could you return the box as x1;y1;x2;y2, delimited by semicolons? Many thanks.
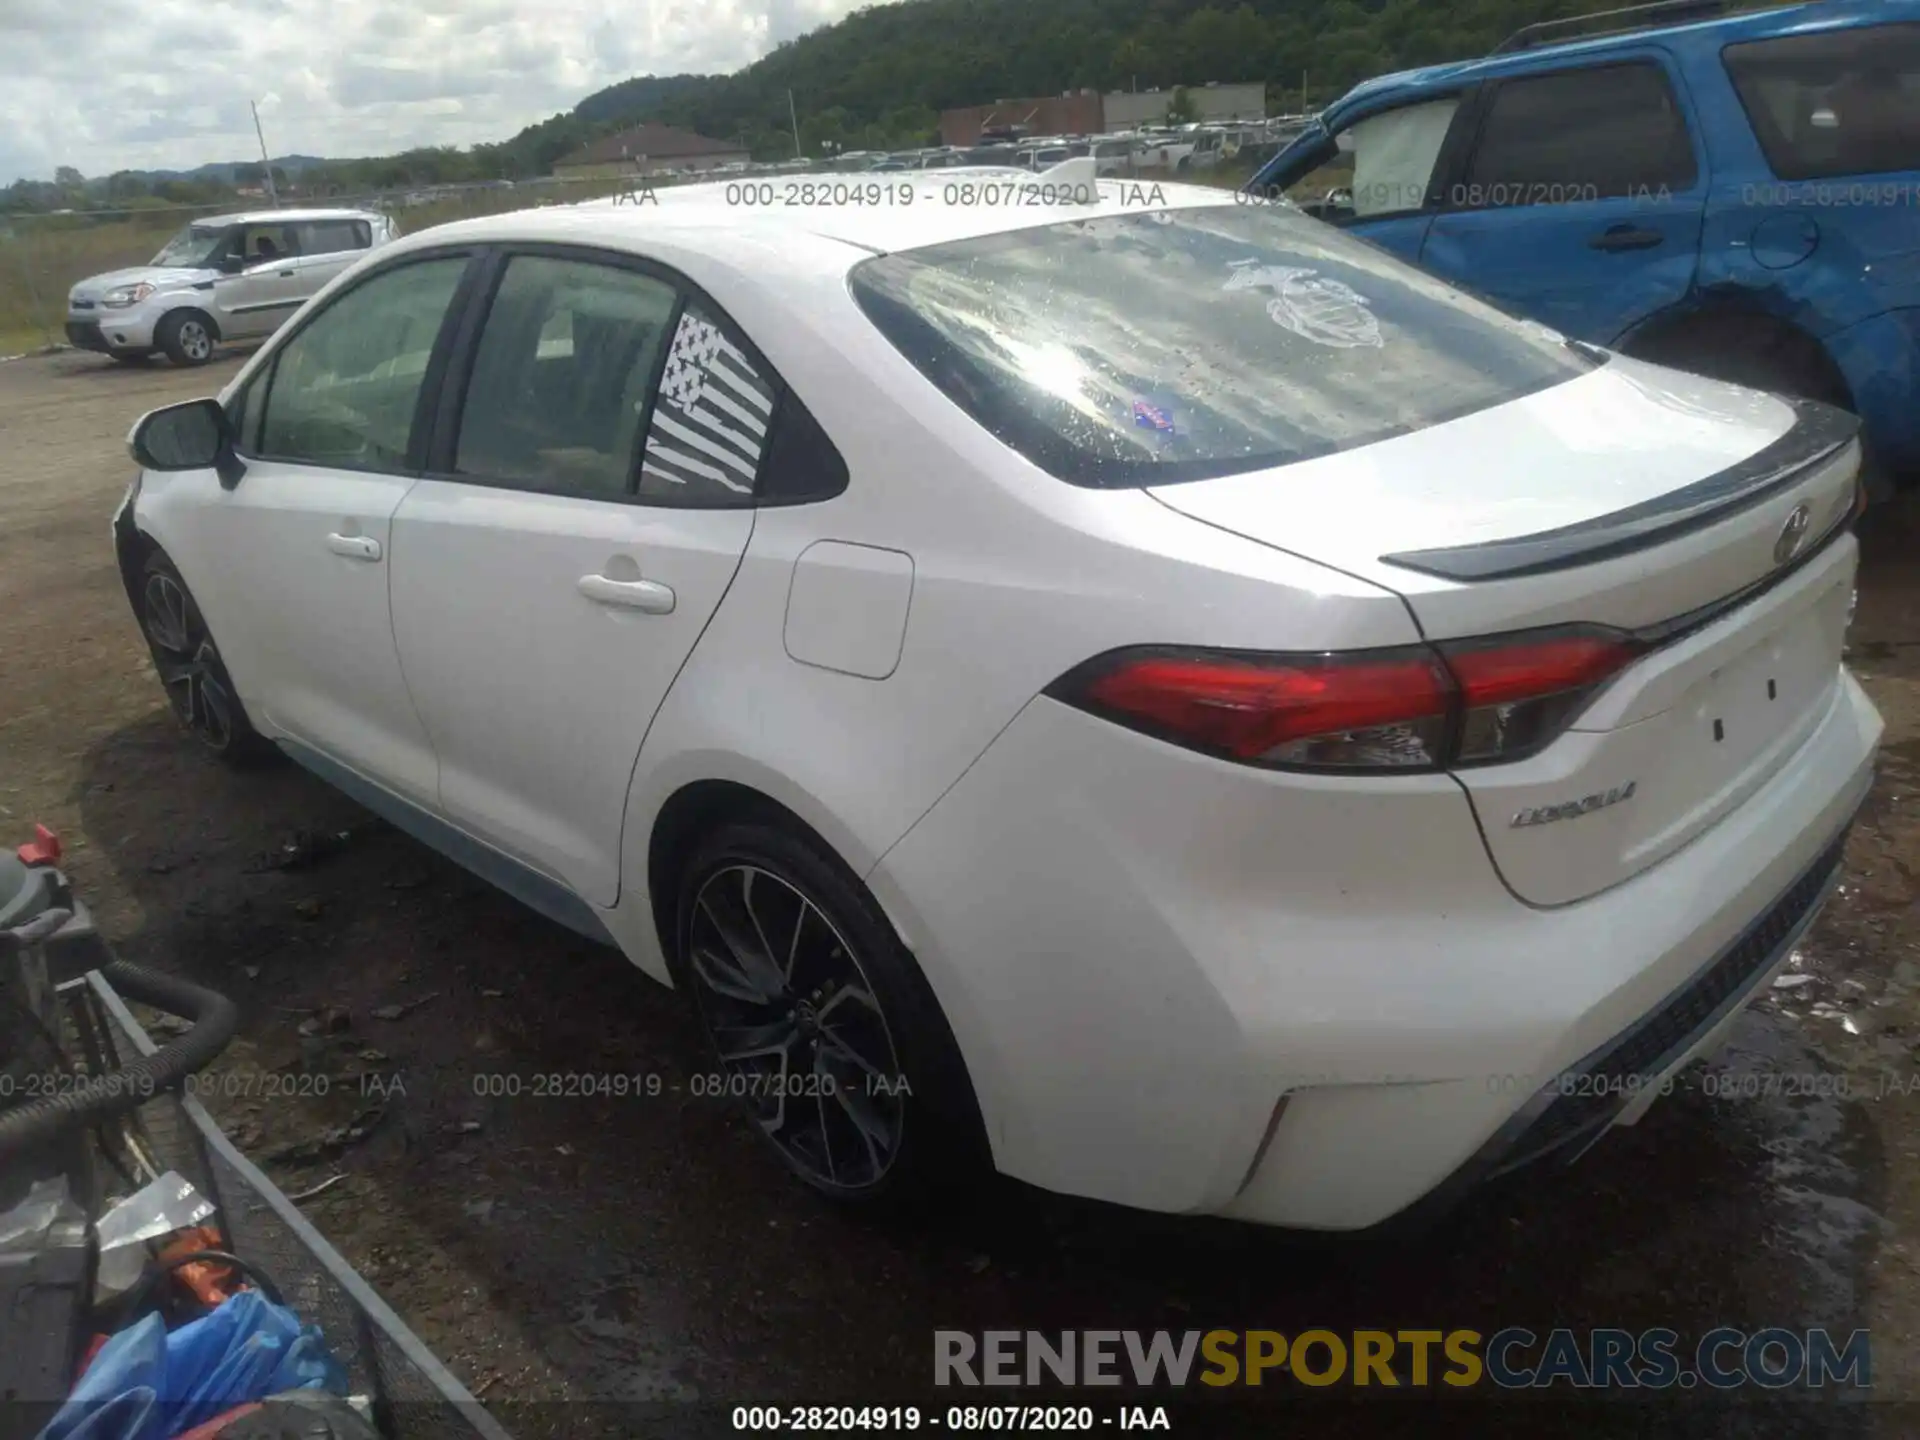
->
1;0;864;184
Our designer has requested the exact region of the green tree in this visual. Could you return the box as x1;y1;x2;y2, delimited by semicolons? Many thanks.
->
1165;86;1199;124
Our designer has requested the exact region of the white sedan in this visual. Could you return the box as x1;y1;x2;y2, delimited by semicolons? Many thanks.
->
114;171;1881;1229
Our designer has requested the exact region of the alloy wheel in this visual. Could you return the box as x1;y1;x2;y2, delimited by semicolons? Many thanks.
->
177;320;212;362
143;571;235;751
685;864;906;1190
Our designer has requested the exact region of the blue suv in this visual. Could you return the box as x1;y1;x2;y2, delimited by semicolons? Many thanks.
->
1253;0;1920;492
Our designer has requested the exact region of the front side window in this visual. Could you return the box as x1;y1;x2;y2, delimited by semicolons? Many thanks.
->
849;205;1594;488
237;223;301;264
636;302;779;503
456;256;679;497
1459;62;1697;204
1725;23;1920;180
1311;98;1462;219
257;256;468;469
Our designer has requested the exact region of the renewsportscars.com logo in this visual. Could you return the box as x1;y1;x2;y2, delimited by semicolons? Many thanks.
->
934;1328;1871;1391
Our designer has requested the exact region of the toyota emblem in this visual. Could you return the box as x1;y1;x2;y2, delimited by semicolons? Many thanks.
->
1774;502;1812;566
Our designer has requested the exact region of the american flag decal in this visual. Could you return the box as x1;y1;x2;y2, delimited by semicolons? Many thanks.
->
640;307;776;495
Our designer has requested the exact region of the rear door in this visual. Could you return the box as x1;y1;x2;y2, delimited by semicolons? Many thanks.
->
1419;57;1708;342
288;218;374;307
388;250;775;905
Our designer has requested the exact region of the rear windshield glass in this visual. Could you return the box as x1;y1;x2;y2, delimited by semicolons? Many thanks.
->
848;204;1595;487
1724;23;1920;181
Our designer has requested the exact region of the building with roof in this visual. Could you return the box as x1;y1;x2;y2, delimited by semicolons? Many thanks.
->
552;124;749;179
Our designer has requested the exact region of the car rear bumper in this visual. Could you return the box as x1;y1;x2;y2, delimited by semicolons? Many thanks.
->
869;667;1881;1229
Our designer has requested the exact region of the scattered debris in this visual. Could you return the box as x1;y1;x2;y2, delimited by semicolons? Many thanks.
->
291;897;325;921
287;1173;349;1203
246;821;387;874
1772;973;1817;990
359;1048;389;1063
242;965;260;980
480;988;503;999
263;1106;387;1165
371;991;441;1022
555;1145;575;1157
450;1120;483;1135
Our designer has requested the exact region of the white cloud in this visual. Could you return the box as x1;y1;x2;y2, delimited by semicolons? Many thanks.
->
0;0;864;183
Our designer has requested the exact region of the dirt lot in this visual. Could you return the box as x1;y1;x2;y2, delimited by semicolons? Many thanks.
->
2;346;1918;1436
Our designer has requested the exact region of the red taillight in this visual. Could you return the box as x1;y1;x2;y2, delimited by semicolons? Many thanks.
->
1061;647;1453;771
1051;627;1641;773
1440;630;1640;764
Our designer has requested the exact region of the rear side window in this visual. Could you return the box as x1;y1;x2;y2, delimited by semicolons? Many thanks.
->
848;205;1594;488
1725;23;1920;180
1459;62;1697;204
636;303;779;503
455;255;679;498
293;219;373;255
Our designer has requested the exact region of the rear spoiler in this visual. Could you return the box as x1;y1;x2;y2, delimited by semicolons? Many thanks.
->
1380;398;1862;582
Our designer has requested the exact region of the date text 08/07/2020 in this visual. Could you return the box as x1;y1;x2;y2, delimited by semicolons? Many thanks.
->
731;1407;1172;1432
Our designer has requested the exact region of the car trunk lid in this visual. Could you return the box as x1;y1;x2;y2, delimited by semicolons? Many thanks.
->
1148;359;1863;904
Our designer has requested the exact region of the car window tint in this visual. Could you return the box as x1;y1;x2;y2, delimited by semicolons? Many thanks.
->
1725;23;1920;180
757;390;849;503
242;223;300;261
849;205;1594;488
1462;62;1697;202
455;256;679;498
258;257;467;470
636;302;779;503
293;219;372;255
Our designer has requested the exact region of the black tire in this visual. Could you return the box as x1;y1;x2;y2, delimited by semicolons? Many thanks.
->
1626;313;1852;410
155;310;216;368
671;818;988;1207
137;551;274;764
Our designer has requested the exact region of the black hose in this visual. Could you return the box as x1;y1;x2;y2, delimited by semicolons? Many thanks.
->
0;959;238;1161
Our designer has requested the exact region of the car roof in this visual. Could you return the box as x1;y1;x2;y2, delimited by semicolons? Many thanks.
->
1329;0;1899;115
388;170;1234;270
189;207;384;228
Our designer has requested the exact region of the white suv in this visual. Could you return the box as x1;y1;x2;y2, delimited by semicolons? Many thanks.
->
66;208;397;367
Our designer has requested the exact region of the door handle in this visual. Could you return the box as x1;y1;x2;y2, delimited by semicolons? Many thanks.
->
1589;224;1666;252
578;573;676;614
278;269;295;277
326;532;382;562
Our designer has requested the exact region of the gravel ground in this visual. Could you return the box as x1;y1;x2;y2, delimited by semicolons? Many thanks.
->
2;346;1917;1438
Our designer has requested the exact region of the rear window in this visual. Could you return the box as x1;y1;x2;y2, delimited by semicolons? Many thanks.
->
848;204;1595;488
1724;23;1920;181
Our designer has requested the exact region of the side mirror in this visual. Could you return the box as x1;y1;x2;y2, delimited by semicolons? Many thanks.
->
217;254;246;275
128;398;247;489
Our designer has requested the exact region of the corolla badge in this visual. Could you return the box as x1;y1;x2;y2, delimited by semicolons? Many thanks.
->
1223;261;1384;349
1774;502;1813;566
1511;781;1637;829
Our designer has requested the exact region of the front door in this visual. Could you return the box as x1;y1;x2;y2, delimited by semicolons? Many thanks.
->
176;253;475;807
211;222;309;339
389;252;774;905
1419;57;1708;343
1253;95;1470;264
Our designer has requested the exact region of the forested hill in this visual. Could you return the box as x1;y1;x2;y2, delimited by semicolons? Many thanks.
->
492;0;1629;173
